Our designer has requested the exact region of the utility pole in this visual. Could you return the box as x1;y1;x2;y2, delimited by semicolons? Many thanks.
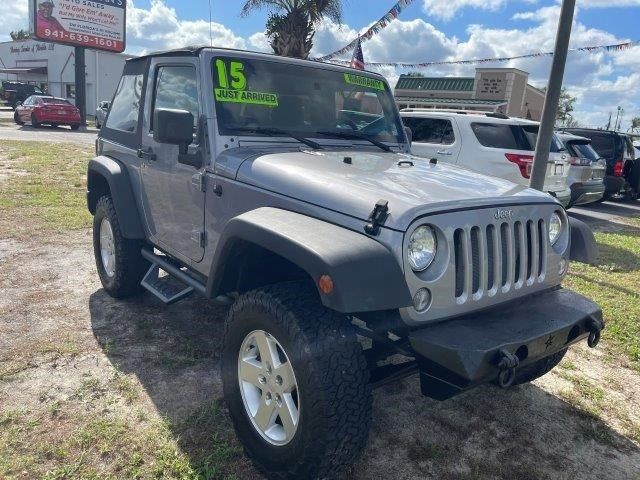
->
529;0;576;191
74;46;87;127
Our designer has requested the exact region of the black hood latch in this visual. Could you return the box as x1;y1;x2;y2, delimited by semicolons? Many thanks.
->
364;199;389;236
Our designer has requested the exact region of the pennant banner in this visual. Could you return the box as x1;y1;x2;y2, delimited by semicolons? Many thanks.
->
322;40;639;68
314;0;415;61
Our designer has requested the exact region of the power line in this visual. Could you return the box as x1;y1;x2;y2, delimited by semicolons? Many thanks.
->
323;40;639;68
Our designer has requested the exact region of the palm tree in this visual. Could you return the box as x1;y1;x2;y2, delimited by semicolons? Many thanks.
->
241;0;343;59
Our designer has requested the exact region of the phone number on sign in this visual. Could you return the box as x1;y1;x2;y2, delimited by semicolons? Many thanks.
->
43;29;119;48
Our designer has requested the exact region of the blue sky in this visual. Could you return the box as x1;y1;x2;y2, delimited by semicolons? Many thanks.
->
136;0;638;43
4;0;640;128
136;0;640;39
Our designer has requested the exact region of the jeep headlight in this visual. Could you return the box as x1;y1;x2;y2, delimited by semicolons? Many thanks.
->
549;211;563;245
407;226;437;271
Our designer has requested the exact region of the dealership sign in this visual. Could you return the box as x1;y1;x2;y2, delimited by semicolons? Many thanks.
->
30;0;126;53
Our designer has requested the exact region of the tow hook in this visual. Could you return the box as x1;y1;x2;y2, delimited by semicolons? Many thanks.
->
586;317;605;348
496;349;520;389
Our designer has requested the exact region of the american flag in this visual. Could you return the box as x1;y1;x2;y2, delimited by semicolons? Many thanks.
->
350;38;365;70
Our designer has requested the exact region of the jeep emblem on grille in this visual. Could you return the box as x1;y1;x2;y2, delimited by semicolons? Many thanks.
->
494;209;514;220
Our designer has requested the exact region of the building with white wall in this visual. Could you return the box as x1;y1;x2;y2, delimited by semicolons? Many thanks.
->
395;68;546;121
0;39;131;114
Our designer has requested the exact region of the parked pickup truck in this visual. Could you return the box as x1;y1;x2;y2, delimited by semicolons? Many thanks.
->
87;47;603;479
1;81;43;110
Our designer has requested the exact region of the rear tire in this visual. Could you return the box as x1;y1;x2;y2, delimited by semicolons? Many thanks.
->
70;124;80;131
31;114;40;128
93;195;149;298
222;282;372;479
512;348;567;385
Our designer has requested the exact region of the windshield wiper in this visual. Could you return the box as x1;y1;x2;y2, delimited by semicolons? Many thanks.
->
232;127;323;150
316;130;392;152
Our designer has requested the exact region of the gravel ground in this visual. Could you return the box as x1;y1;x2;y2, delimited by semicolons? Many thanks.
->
1;229;639;479
1;138;639;479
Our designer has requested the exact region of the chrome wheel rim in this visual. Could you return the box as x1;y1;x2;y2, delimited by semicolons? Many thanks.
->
99;218;116;278
238;330;300;446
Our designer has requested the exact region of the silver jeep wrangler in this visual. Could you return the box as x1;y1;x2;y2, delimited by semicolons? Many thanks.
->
87;47;603;479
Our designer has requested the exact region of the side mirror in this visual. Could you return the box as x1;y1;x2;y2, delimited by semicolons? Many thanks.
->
16;101;22;107
153;108;202;169
404;126;413;146
154;108;194;147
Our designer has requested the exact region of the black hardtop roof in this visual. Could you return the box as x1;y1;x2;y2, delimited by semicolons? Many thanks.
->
562;127;627;136
126;46;386;79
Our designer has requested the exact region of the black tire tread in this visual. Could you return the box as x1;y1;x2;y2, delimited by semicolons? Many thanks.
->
93;195;148;298
222;282;372;480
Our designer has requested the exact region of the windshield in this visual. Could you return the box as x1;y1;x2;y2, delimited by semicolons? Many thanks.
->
41;97;70;105
471;122;563;152
570;142;600;162
212;57;404;145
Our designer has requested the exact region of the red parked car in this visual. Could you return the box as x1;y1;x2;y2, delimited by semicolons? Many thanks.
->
13;95;81;130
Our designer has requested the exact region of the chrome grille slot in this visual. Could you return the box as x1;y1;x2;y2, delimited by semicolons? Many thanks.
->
486;225;496;292
454;215;546;304
538;219;547;280
471;227;481;295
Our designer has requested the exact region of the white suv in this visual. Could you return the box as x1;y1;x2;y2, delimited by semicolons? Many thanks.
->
401;109;572;207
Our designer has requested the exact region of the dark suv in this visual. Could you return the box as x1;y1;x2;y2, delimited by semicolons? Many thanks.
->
563;128;639;201
1;81;43;110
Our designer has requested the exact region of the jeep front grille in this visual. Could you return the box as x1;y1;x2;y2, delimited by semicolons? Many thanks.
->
453;219;547;303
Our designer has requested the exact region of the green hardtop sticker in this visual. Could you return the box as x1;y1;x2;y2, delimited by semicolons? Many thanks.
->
215;88;279;107
344;73;385;91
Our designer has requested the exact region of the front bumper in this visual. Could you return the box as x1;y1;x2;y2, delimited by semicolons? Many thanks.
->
548;188;572;208
408;288;603;400
570;182;605;206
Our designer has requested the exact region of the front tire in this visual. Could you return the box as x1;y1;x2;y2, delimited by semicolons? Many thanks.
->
92;195;148;298
13;112;24;125
31;114;40;128
222;282;372;479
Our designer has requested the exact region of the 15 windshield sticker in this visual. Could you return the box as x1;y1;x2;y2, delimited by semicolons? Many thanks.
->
343;73;385;91
214;59;279;107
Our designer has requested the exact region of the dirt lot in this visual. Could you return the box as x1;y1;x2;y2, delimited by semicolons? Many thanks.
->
1;140;640;479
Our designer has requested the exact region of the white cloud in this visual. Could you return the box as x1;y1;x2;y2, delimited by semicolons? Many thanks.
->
126;0;245;54
0;0;29;42
578;0;640;6
422;0;506;21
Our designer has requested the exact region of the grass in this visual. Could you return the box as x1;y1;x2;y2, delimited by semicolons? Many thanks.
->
0;140;638;478
0;140;93;237
0;390;246;479
564;229;640;371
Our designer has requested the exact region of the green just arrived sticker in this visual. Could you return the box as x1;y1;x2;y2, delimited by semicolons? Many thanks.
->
215;88;279;107
344;73;385;91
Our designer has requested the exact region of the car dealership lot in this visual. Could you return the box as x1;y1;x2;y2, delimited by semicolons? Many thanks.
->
1;139;639;479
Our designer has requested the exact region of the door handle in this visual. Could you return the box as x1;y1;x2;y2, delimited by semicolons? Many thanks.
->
437;150;453;156
137;148;156;161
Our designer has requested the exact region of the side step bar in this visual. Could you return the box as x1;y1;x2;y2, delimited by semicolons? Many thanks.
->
141;248;205;304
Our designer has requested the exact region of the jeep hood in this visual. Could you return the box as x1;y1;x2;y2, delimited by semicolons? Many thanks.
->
228;149;555;231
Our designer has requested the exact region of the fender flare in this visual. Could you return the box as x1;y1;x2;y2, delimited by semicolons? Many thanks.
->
206;207;412;313
87;156;145;239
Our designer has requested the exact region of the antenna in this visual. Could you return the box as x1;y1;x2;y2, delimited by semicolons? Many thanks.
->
209;0;213;47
